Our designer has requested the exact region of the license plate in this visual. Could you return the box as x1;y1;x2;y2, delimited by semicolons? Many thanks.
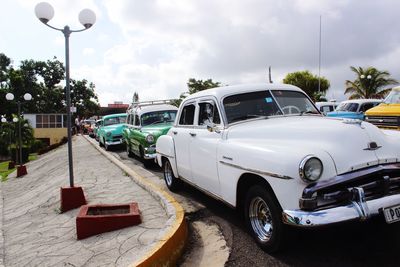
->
383;205;400;224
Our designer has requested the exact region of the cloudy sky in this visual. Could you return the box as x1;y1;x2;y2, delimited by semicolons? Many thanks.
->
1;0;399;106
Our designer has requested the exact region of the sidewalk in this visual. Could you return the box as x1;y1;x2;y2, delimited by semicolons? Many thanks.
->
0;136;186;266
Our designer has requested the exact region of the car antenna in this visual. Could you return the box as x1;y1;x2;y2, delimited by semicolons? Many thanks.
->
268;66;273;83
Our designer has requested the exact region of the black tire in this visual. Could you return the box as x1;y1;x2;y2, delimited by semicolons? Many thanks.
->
244;185;286;253
99;137;104;147
163;159;181;192
143;159;153;168
126;143;133;158
105;141;110;151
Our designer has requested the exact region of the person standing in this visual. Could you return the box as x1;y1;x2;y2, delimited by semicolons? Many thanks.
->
75;116;80;135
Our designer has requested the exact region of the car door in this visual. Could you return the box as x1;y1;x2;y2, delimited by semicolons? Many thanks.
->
189;98;223;196
174;102;196;183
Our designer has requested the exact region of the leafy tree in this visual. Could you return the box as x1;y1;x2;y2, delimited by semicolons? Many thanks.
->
70;79;99;118
172;78;221;107
344;66;398;99
283;70;330;101
0;118;34;157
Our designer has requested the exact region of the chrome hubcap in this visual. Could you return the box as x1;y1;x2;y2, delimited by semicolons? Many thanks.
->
164;161;173;186
249;197;273;242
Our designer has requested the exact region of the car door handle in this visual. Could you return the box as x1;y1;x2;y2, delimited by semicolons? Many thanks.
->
172;131;178;135
189;132;196;137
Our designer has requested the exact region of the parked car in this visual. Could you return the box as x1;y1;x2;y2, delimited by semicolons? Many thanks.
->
97;113;127;150
83;119;96;136
365;87;400;130
93;119;103;140
123;101;178;167
156;83;400;252
326;99;381;120
315;101;339;115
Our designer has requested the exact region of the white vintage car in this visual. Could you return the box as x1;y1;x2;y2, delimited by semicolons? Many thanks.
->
156;83;400;252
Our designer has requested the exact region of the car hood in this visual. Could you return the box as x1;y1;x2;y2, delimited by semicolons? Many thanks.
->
103;124;126;134
141;123;173;136
226;116;400;176
365;103;400;116
326;111;360;118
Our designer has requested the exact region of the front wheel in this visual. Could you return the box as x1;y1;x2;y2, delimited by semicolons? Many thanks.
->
163;159;181;192
126;143;133;158
244;185;286;253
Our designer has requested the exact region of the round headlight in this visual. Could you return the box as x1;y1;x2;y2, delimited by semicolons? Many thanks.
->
299;156;323;182
146;134;155;143
106;131;112;137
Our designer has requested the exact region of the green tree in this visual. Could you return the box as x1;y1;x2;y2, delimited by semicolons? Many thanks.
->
172;78;221;107
344;66;398;99
283;70;330;101
70;79;99;118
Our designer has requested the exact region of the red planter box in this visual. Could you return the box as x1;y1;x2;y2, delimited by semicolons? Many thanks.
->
76;203;141;240
60;186;87;213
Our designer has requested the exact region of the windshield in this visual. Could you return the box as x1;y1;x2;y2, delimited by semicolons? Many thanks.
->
223;90;318;124
384;89;400;104
141;110;177;126
104;116;126;126
335;102;359;112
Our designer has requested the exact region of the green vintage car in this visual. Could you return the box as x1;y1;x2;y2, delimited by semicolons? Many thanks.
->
93;119;103;141
123;102;178;167
97;113;127;150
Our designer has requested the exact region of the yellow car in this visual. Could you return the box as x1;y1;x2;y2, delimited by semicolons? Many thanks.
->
365;87;400;130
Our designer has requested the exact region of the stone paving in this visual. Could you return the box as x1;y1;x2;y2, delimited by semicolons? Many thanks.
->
0;136;169;266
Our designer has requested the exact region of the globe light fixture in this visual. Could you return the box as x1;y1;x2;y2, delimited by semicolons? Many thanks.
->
1;117;6;123
12;118;18;123
35;2;96;212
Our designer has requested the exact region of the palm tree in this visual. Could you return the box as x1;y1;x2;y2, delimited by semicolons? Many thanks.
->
345;66;398;99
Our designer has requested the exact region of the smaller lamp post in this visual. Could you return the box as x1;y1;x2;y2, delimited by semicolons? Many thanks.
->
5;92;32;177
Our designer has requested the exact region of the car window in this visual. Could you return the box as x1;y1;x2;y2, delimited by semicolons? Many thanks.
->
134;115;140;126
104;116;126;126
272;90;318;115
223;91;281;123
321;106;332;113
198;101;221;126
360;103;376;112
141;110;177;126
179;104;196;125
384;89;400;104
336;102;359;112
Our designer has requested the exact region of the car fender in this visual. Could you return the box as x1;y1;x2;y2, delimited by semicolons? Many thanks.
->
156;134;179;177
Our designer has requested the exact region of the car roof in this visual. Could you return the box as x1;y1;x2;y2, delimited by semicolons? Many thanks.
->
134;104;178;116
183;83;304;102
340;99;382;104
102;113;127;119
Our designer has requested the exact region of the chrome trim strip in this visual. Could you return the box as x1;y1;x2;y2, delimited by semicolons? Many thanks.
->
283;193;400;227
219;160;294;180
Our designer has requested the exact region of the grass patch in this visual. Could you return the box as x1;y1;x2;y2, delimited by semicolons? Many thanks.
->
0;153;38;181
0;161;14;182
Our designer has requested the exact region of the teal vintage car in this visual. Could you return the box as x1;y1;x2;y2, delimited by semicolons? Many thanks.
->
97;113;127;150
123;102;178;167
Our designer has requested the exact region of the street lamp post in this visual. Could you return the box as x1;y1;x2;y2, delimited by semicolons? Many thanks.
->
35;2;96;212
5;92;32;177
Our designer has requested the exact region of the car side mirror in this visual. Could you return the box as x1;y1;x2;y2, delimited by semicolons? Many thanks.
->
205;121;221;133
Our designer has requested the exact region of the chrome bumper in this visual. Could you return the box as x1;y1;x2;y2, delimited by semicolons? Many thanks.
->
105;140;123;146
143;146;156;160
283;191;400;227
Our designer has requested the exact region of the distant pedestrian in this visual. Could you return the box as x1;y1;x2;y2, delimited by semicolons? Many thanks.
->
75;116;80;135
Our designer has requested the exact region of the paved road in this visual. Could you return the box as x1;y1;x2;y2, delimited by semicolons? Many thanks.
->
106;143;400;267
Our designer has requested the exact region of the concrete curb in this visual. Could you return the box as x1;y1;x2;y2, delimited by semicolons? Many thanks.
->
84;136;187;266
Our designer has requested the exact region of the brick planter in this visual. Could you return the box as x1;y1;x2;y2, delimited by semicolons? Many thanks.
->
60;186;87;213
76;202;141;240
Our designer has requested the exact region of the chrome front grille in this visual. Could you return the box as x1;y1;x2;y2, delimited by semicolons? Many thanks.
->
300;164;400;211
366;116;400;128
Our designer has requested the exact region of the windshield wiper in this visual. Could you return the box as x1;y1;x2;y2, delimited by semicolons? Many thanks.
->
300;111;319;116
